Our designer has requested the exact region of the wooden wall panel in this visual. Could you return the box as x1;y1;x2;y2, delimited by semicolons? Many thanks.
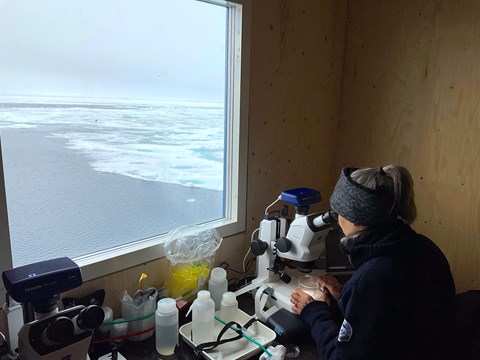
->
65;258;169;316
336;0;480;292
232;0;347;275
245;0;347;241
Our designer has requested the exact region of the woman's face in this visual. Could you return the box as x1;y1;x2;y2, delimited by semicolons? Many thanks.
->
338;214;367;236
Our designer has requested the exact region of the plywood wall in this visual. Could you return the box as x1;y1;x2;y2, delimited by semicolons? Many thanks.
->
229;0;347;272
65;258;169;316
335;0;480;292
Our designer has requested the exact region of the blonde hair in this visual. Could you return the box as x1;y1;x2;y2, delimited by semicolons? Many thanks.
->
350;165;417;224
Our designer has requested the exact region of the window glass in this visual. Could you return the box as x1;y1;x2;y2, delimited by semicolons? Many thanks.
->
0;0;231;267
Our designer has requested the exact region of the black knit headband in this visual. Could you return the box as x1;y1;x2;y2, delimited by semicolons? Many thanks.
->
330;167;396;227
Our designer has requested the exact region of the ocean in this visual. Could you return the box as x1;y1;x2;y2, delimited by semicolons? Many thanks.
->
0;96;225;266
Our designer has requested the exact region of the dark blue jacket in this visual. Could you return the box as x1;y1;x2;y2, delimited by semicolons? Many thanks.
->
300;221;456;359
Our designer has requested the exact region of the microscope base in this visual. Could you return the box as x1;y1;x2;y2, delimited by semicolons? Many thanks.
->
254;269;327;320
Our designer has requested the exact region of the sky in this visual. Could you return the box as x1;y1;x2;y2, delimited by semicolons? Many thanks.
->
0;0;227;102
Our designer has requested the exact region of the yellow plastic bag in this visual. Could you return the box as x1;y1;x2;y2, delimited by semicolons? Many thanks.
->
164;226;222;299
167;260;211;298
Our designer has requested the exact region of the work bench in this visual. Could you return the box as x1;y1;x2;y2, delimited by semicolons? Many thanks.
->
120;292;318;359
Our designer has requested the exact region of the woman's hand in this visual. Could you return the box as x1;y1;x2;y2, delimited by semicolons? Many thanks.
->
290;288;314;314
290;287;329;314
319;274;342;301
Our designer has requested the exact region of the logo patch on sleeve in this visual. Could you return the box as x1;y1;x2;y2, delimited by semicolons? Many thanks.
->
337;319;353;342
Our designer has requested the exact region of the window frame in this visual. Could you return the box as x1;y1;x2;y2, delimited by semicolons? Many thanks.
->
0;0;250;290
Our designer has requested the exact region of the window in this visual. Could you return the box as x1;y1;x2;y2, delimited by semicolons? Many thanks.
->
0;0;250;283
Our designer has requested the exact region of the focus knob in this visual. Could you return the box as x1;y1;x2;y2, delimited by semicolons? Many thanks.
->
276;237;292;253
251;239;268;256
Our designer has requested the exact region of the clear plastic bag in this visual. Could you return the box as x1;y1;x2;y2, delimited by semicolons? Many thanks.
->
165;225;222;264
164;225;222;298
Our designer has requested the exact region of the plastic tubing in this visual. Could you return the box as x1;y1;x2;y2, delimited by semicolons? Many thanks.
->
102;311;155;325
95;311;156;344
94;325;155;344
97;313;273;357
214;315;272;357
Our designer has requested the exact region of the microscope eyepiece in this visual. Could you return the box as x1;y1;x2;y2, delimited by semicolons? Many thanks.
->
322;210;338;224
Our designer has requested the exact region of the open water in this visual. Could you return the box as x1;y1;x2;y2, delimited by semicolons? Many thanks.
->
0;96;225;266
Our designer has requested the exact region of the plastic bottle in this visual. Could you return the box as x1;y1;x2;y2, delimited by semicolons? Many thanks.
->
99;306;113;335
191;290;215;344
208;267;228;311
155;298;178;356
110;319;128;347
220;291;238;324
1;297;23;352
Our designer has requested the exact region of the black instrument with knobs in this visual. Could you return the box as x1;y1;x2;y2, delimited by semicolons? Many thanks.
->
1;258;104;360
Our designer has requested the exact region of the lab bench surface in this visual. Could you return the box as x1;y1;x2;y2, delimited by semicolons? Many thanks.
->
119;293;319;359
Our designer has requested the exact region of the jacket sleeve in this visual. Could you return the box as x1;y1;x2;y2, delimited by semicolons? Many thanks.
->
300;300;341;358
300;280;396;360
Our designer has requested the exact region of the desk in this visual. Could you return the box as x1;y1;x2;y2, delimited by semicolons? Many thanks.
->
119;293;319;359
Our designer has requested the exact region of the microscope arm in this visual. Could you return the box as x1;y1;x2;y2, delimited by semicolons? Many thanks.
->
235;216;288;298
235;276;271;297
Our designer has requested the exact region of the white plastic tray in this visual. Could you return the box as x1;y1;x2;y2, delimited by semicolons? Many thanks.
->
179;309;276;360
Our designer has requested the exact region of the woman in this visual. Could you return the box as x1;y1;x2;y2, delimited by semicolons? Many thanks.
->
290;166;456;360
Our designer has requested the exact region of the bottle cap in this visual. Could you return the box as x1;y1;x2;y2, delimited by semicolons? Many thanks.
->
222;292;237;305
157;298;177;313
211;267;227;282
197;290;211;301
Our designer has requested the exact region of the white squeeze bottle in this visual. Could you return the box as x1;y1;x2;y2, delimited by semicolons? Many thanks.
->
190;290;215;344
220;291;238;323
155;298;178;356
208;267;228;311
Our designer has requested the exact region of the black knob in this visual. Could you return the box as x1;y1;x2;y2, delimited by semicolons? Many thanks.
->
276;237;292;253
46;316;74;343
250;239;268;255
77;305;105;330
279;272;291;284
